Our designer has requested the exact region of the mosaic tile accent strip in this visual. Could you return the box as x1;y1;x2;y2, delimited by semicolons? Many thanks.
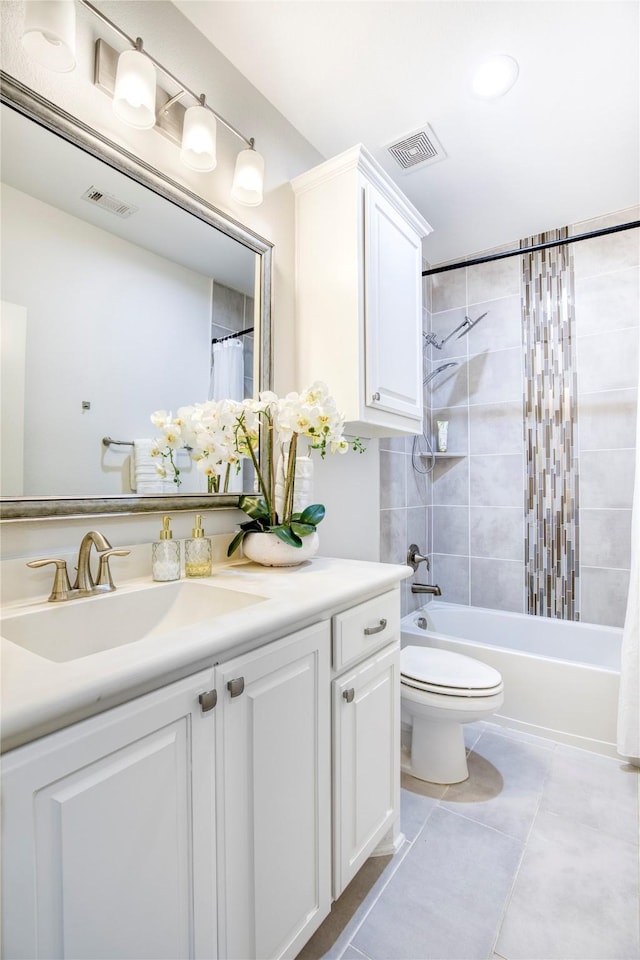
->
521;229;580;619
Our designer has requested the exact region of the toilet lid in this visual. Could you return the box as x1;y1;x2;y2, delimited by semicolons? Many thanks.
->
401;645;503;696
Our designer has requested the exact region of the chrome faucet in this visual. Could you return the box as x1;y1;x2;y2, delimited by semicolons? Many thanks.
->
27;531;130;602
411;583;442;596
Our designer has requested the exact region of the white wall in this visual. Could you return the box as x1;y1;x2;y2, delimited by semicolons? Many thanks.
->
2;185;211;496
0;0;381;565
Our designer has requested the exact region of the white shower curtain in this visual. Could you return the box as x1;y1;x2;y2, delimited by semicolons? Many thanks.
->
209;338;244;403
209;338;244;493
617;362;640;764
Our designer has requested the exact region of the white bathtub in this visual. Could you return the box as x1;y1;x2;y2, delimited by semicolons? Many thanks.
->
401;600;622;758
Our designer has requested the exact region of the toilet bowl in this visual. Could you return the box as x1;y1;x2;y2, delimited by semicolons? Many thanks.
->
401;645;504;784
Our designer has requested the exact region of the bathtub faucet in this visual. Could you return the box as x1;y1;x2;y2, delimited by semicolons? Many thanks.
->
411;583;442;596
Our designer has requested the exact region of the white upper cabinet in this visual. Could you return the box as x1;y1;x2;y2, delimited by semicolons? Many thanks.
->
292;144;432;437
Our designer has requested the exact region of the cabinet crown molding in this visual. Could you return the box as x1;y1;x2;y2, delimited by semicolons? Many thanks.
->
291;143;433;239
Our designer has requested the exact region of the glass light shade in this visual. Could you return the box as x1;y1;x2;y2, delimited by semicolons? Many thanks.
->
472;55;519;99
181;105;217;172
113;49;156;130
22;0;76;73
231;147;265;206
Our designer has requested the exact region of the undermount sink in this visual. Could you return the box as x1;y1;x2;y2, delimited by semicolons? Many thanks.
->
1;581;267;663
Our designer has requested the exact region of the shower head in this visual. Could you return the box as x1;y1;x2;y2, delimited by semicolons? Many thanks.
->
423;361;459;385
423;310;489;350
456;312;488;339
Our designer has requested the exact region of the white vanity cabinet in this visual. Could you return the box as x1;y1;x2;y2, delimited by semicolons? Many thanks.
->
331;590;401;897
215;621;331;960
1;668;218;960
292;144;432;438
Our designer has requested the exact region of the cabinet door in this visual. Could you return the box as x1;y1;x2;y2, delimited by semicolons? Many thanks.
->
364;183;423;423
216;622;331;960
333;642;401;897
1;670;217;960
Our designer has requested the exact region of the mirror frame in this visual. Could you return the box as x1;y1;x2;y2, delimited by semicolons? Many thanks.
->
0;72;273;521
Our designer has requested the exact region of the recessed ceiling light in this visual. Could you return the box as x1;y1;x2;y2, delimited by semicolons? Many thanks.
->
472;55;519;99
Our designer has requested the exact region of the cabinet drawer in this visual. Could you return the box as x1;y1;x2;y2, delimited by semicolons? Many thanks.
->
332;590;399;671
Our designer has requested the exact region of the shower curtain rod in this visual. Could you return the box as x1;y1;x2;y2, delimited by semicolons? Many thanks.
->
422;219;640;277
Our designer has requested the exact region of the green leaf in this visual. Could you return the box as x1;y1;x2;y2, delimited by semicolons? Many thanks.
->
270;525;303;547
227;529;246;557
291;522;316;538
238;495;270;520
299;503;325;526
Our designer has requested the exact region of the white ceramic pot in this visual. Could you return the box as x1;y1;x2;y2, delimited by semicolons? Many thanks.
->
242;531;319;567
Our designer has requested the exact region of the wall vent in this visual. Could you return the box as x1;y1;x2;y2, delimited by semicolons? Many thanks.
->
82;186;139;218
386;124;446;172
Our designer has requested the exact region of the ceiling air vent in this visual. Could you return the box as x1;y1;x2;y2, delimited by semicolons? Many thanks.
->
82;186;139;218
386;125;446;172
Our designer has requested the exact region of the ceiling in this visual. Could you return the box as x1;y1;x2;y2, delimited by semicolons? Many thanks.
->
173;1;639;264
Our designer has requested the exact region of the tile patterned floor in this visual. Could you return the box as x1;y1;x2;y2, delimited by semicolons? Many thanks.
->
297;722;640;960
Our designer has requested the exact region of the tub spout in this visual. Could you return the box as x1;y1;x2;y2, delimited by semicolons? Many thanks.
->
411;583;442;596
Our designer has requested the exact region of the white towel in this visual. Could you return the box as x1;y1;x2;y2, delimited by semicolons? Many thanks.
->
209;339;244;402
130;439;174;494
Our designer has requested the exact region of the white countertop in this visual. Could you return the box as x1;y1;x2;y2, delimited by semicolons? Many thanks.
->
1;556;410;753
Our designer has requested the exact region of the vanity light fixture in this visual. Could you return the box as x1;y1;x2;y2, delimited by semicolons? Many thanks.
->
21;0;76;73
20;0;265;205
472;54;519;99
113;38;156;130
231;140;265;207
181;95;217;172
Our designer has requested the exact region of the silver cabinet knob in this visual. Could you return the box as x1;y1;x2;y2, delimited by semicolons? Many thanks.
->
343;688;355;703
371;392;381;402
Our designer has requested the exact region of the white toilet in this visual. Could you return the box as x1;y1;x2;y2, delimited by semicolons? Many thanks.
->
401;645;504;784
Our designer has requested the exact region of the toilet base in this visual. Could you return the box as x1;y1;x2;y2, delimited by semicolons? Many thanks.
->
409;715;469;784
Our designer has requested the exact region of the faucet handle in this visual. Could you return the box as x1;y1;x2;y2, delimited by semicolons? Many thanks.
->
407;544;429;572
26;558;72;602
96;549;131;590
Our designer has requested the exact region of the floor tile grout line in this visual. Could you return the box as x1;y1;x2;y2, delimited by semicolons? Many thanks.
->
489;741;558;959
337;805;441;959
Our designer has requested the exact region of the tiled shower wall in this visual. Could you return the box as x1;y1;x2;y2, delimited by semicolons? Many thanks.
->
380;206;638;626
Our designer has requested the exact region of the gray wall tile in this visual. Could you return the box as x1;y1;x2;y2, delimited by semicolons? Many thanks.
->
580;449;636;508
433;505;469;555
432;456;469;506
470;558;525;612
380;450;406;509
429;362;469;408
470;507;524;561
431;267;467;312
573;208;640;279
432;553;470;604
470;454;524;507
467;253;521;303
580;566;631;627
578;388;638;450
380;508;407;566
468;348;523;405
577;327;639;393
469;402;523;455
580;508;632;569
467;295;522;354
574;266;639;337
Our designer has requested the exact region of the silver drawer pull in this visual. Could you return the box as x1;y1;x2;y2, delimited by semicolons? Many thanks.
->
227;677;245;698
364;618;387;636
343;688;355;703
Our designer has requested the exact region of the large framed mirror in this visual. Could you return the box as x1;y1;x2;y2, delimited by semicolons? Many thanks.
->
0;73;273;520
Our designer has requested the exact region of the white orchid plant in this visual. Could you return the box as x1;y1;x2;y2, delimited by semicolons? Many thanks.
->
150;382;363;556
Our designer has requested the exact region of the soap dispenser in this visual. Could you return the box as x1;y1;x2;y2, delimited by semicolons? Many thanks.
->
185;514;212;577
152;516;181;582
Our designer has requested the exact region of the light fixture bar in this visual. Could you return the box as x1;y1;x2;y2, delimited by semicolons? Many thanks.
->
79;0;253;147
